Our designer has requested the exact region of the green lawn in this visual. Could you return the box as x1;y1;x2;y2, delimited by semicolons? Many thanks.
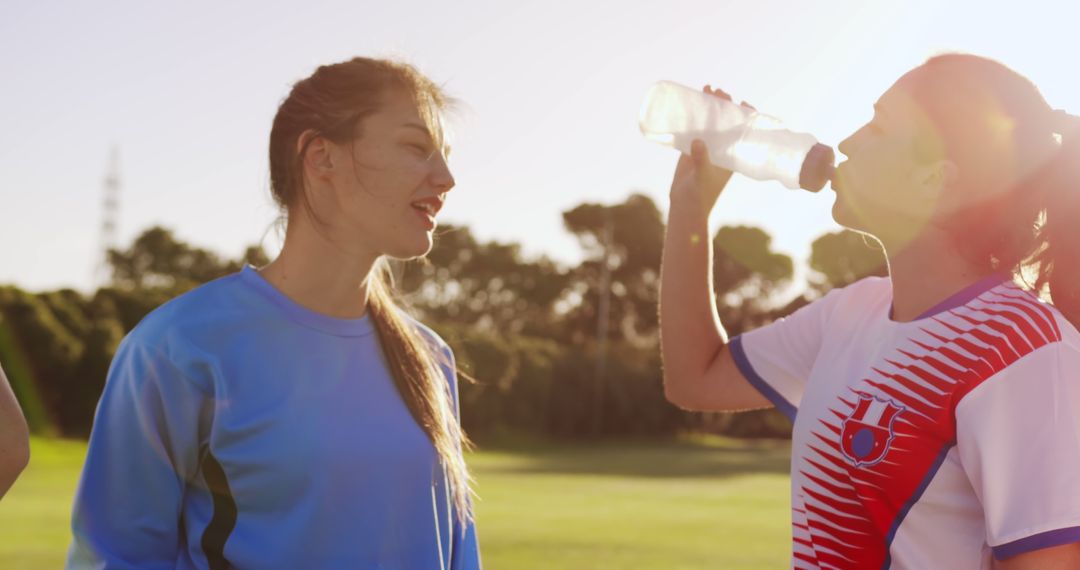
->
0;437;86;566
1;435;792;569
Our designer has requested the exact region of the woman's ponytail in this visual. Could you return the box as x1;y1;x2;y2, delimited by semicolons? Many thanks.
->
1032;110;1080;329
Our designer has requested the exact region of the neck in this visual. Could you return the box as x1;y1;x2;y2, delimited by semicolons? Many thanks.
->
884;228;1002;322
258;218;379;319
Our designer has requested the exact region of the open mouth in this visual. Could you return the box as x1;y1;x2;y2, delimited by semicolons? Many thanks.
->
412;202;437;216
410;197;442;229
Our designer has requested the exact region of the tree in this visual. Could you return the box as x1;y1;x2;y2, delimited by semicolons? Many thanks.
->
0;299;54;435
4;215;814;440
562;193;665;346
397;224;570;337
0;288;83;434
808;230;888;292
712;225;795;335
241;245;271;268
0;228;271;436
107;226;268;291
65;317;124;436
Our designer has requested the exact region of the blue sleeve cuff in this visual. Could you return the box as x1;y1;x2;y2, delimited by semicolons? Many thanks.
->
729;335;797;422
993;526;1080;560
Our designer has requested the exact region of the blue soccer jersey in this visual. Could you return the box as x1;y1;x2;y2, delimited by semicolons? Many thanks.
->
67;266;481;569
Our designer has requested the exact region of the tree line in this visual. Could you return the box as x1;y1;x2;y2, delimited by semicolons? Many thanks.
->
0;193;887;440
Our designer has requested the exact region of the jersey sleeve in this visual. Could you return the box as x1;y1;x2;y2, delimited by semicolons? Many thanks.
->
955;338;1080;560
67;335;209;569
728;285;848;421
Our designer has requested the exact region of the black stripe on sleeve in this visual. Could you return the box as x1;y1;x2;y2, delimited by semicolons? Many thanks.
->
200;449;237;570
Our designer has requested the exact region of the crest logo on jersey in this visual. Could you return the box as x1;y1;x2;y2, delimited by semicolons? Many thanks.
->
840;394;905;468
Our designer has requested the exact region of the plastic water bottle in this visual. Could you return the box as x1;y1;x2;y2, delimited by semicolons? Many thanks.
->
639;80;835;192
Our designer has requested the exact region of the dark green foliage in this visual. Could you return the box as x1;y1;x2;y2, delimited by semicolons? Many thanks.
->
0;228;269;436
5;197;838;440
809;230;888;292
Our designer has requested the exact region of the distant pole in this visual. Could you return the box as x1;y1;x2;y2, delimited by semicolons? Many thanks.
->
593;213;613;435
95;146;121;288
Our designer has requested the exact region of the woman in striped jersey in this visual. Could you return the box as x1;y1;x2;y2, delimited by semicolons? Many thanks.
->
661;54;1080;568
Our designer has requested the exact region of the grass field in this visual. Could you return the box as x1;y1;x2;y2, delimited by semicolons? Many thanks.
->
0;435;792;569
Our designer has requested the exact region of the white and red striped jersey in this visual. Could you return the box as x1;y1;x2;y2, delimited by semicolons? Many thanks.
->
730;275;1080;569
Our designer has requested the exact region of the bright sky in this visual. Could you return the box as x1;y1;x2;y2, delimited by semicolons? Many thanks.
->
2;0;1078;292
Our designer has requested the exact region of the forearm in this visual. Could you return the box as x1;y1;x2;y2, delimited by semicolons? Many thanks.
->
659;196;727;398
0;363;30;498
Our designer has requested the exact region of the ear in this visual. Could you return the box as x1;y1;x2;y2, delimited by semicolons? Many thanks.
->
911;159;957;198
296;129;336;180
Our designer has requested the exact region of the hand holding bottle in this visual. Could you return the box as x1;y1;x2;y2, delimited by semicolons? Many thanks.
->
668;86;748;215
642;80;834;195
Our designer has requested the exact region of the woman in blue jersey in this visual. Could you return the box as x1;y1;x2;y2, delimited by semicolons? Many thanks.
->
661;55;1080;568
68;58;480;569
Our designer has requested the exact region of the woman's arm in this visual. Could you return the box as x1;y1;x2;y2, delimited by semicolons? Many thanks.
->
660;130;771;413
0;362;30;498
67;338;205;568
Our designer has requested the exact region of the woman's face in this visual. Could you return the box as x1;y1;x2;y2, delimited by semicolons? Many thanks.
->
310;91;455;261
833;73;948;246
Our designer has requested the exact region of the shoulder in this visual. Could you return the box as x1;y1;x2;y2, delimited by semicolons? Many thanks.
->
972;281;1075;347
119;272;250;381
404;314;451;352
957;281;1079;370
127;272;247;343
806;276;892;309
959;287;1080;407
1003;330;1080;377
397;314;464;404
788;276;891;324
1000;298;1080;372
830;275;892;304
397;310;456;369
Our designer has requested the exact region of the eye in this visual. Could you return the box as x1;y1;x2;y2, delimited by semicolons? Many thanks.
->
405;142;436;159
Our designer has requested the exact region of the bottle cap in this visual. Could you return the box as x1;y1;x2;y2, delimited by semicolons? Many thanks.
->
799;143;835;192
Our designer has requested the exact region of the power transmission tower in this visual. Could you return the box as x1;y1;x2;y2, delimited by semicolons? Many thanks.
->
95;146;121;288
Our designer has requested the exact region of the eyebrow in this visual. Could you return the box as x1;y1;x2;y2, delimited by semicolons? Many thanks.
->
402;121;450;156
401;123;433;136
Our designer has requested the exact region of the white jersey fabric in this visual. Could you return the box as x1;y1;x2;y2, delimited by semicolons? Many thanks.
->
730;275;1080;569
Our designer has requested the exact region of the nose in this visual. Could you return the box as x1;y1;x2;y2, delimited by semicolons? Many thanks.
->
837;134;854;159
430;154;455;192
837;127;861;160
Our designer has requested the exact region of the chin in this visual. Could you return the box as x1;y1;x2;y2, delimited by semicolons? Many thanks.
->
387;233;434;260
831;200;852;228
831;195;872;234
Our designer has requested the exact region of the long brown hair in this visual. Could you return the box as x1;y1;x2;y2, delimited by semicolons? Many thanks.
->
909;54;1080;329
267;57;472;519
